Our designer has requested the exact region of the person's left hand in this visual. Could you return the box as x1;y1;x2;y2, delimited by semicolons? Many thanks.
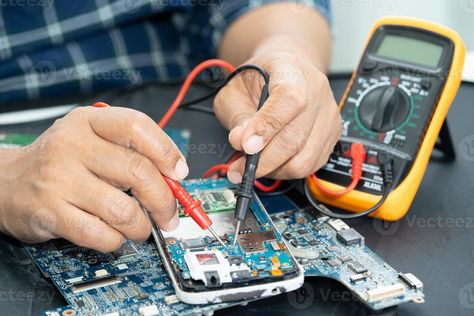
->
213;52;342;183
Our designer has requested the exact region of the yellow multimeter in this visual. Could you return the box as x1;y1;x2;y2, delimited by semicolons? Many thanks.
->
308;17;465;221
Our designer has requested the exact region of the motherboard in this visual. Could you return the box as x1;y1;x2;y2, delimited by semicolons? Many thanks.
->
158;179;301;302
23;178;425;316
269;206;425;310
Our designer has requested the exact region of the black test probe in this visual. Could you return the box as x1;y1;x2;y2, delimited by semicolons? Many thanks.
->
233;84;269;245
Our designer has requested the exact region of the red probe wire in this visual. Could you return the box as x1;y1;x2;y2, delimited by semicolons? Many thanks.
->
309;142;366;197
158;59;235;128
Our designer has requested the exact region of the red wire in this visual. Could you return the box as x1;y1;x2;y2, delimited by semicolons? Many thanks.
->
254;179;283;193
309;142;366;197
202;164;229;178
158;59;235;129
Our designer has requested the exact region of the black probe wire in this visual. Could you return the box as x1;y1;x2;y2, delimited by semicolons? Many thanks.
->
304;159;394;219
180;64;270;110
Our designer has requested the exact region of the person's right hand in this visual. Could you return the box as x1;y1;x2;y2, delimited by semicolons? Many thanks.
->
0;106;188;252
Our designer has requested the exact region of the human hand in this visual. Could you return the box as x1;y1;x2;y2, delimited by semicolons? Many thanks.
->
0;106;188;252
214;52;342;182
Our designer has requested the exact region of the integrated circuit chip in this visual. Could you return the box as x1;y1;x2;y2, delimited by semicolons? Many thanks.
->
181;238;206;249
337;228;365;247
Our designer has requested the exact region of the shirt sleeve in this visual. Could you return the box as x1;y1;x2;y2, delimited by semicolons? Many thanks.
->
201;0;332;58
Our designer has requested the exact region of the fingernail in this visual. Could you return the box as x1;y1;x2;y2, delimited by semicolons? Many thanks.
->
244;135;264;154
228;171;242;184
174;159;189;180
166;214;180;231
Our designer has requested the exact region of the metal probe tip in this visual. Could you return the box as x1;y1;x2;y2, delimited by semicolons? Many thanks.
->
208;226;226;247
233;220;241;246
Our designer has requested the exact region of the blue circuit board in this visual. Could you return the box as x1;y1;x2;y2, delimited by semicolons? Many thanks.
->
270;209;425;310
25;178;425;315
161;179;298;294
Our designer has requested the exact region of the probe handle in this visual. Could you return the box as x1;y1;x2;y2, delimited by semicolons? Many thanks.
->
234;84;269;221
163;177;212;230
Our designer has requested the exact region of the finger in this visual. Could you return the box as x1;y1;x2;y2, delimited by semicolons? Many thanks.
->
214;79;259;130
268;111;341;179
67;171;152;242
86;106;188;180
53;201;126;253
82;136;179;231
214;83;257;152
240;84;307;154
227;112;314;182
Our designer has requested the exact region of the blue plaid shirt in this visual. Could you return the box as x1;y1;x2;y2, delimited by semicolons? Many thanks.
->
0;0;330;105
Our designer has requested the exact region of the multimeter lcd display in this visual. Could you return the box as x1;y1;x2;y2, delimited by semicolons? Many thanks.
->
376;34;443;68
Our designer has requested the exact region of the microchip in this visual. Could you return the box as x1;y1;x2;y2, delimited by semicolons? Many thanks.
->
327;258;341;267
348;262;367;274
211;192;227;202
182;238;206;249
337;228;365;247
309;240;318;247
283;232;292;240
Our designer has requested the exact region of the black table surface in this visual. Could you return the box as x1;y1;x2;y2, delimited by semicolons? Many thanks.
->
1;76;473;316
